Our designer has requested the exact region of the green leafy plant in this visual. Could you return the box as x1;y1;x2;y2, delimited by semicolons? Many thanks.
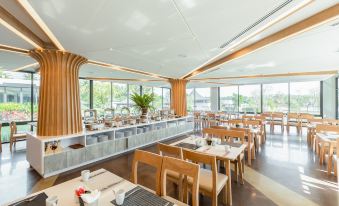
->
130;93;155;113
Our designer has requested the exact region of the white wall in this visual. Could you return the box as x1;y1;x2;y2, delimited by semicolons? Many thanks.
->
322;76;336;118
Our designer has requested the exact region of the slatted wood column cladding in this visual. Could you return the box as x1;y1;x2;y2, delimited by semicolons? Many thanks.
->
169;79;188;116
30;49;87;136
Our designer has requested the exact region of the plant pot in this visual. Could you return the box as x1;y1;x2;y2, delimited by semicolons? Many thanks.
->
141;107;148;115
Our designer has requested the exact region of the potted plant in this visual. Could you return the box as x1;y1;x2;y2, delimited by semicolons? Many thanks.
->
130;93;155;116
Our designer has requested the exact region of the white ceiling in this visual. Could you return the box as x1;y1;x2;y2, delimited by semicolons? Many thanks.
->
0;0;338;87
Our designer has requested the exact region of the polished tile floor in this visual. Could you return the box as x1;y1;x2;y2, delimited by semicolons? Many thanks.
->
0;127;338;205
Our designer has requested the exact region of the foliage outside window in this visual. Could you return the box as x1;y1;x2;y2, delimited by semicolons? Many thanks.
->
290;81;320;115
153;87;162;110
93;81;111;117
263;83;288;113
239;85;261;113
112;83;128;113
220;86;238;113
186;88;194;112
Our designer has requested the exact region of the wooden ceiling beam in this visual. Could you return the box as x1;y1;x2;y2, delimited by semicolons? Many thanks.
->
87;60;171;80
0;5;46;49
0;44;29;54
182;4;339;79
190;70;338;81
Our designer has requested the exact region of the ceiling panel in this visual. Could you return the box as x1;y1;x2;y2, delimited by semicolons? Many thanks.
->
0;51;36;71
195;19;339;79
0;25;33;49
27;0;297;78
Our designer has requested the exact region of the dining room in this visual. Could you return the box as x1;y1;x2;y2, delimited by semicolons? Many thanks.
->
0;0;339;206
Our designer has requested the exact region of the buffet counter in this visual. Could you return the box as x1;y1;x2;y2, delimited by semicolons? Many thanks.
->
27;116;194;177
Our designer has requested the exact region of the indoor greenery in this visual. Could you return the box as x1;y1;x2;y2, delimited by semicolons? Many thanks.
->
130;92;155;114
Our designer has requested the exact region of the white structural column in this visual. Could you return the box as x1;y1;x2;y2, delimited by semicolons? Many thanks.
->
210;87;219;112
322;76;336;118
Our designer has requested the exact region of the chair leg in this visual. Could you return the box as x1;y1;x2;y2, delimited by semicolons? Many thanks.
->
252;146;256;159
234;162;238;183
247;148;251;166
10;140;13;153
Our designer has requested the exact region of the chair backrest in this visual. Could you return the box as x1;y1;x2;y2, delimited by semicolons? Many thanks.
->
309;118;323;124
242;115;254;120
271;112;284;119
157;143;183;159
10;121;17;138
299;113;314;121
287;113;299;121
244;120;261;127
227;119;243;126
161;156;200;206
316;124;339;134
322;118;338;125
131;150;163;195
183;149;217;202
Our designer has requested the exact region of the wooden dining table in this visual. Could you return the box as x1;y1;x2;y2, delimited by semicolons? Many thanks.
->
4;168;177;206
171;136;247;206
316;133;338;175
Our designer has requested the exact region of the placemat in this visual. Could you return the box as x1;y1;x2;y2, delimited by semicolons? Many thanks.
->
111;186;174;206
219;142;242;148
175;142;200;150
9;193;48;206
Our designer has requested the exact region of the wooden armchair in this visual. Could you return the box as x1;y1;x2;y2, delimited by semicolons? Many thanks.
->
10;121;27;152
131;149;163;195
299;113;314;135
286;113;301;135
161;156;200;206
183;149;227;206
271;112;284;133
333;138;338;181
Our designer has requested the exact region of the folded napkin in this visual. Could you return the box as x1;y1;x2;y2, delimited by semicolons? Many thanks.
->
81;190;101;204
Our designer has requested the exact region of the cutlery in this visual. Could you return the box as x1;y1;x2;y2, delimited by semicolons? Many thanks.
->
12;195;38;206
90;170;107;179
101;179;125;191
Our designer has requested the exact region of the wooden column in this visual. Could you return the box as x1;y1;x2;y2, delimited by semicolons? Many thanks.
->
169;79;188;116
30;49;87;136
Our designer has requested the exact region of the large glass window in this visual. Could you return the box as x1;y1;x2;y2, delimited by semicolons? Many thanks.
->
220;86;238;113
33;74;40;120
263;83;288;113
186;88;194;112
142;86;153;95
79;79;90;116
290;81;320;115
239;85;261;113
0;71;32;121
163;88;171;109
113;83;128;112
93;81;111;116
153;87;162;110
195;88;211;111
128;84;140;107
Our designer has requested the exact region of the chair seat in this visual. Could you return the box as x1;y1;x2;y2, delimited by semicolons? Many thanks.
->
162;196;188;206
13;133;26;139
188;168;228;193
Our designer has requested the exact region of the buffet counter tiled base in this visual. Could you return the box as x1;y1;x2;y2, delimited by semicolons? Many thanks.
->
27;116;193;177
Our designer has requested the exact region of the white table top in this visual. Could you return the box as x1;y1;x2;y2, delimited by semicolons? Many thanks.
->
171;136;246;161
4;169;176;206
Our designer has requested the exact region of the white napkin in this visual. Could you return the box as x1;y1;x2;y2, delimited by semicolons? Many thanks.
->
81;190;101;204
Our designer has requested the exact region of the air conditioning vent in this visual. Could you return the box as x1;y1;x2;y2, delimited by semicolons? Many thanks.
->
219;0;293;49
330;21;339;27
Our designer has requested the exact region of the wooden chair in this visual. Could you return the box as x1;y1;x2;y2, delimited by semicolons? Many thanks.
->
161;156;200;206
0;123;2;153
271;112;284;133
307;118;323;147
286;113;301;135
261;112;272;131
227;119;243;127
333;138;338;181
328;138;338;177
244;119;265;145
315;125;339;165
228;127;255;166
157;143;183;199
299;113;314;135
193;112;203;131
9;121;27;152
206;113;218;128
131;149;163;195
183;149;227;206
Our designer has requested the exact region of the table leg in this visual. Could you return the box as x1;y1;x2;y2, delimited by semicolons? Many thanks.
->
328;144;334;175
238;155;244;185
225;160;232;206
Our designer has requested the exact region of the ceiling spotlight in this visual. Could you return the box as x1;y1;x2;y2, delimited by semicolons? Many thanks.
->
109;48;113;51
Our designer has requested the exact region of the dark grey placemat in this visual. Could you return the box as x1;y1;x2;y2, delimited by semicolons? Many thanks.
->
219;142;242;148
111;186;174;206
9;193;48;206
175;142;200;150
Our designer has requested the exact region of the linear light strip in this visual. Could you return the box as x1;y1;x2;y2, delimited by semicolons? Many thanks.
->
180;0;314;79
0;44;29;54
84;77;165;82
87;60;170;80
0;18;42;49
18;0;65;51
13;62;39;72
190;70;338;81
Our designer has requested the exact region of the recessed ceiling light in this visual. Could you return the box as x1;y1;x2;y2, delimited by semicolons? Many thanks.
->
109;48;113;51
